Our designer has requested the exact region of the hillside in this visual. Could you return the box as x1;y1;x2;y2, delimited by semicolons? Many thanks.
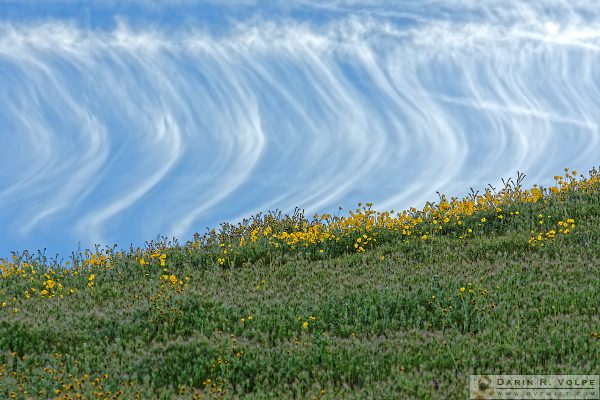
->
1;168;599;399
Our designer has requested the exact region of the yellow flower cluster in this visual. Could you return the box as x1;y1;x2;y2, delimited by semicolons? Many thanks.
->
138;250;167;267
159;273;181;286
201;336;242;398
431;283;494;315
298;315;317;330
183;169;598;267
528;217;576;247
353;233;375;252
0;351;125;399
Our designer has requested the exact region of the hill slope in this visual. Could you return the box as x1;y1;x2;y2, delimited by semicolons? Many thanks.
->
1;168;599;399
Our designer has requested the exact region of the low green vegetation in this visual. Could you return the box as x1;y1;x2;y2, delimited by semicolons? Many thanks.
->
1;168;599;399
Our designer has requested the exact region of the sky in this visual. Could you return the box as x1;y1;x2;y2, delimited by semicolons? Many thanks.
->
1;0;600;258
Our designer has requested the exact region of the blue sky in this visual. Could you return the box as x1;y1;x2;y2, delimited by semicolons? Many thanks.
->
1;1;599;258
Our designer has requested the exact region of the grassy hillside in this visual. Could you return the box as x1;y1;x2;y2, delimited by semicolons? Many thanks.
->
1;168;599;399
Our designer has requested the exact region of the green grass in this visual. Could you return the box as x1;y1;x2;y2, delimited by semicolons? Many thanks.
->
0;171;599;399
